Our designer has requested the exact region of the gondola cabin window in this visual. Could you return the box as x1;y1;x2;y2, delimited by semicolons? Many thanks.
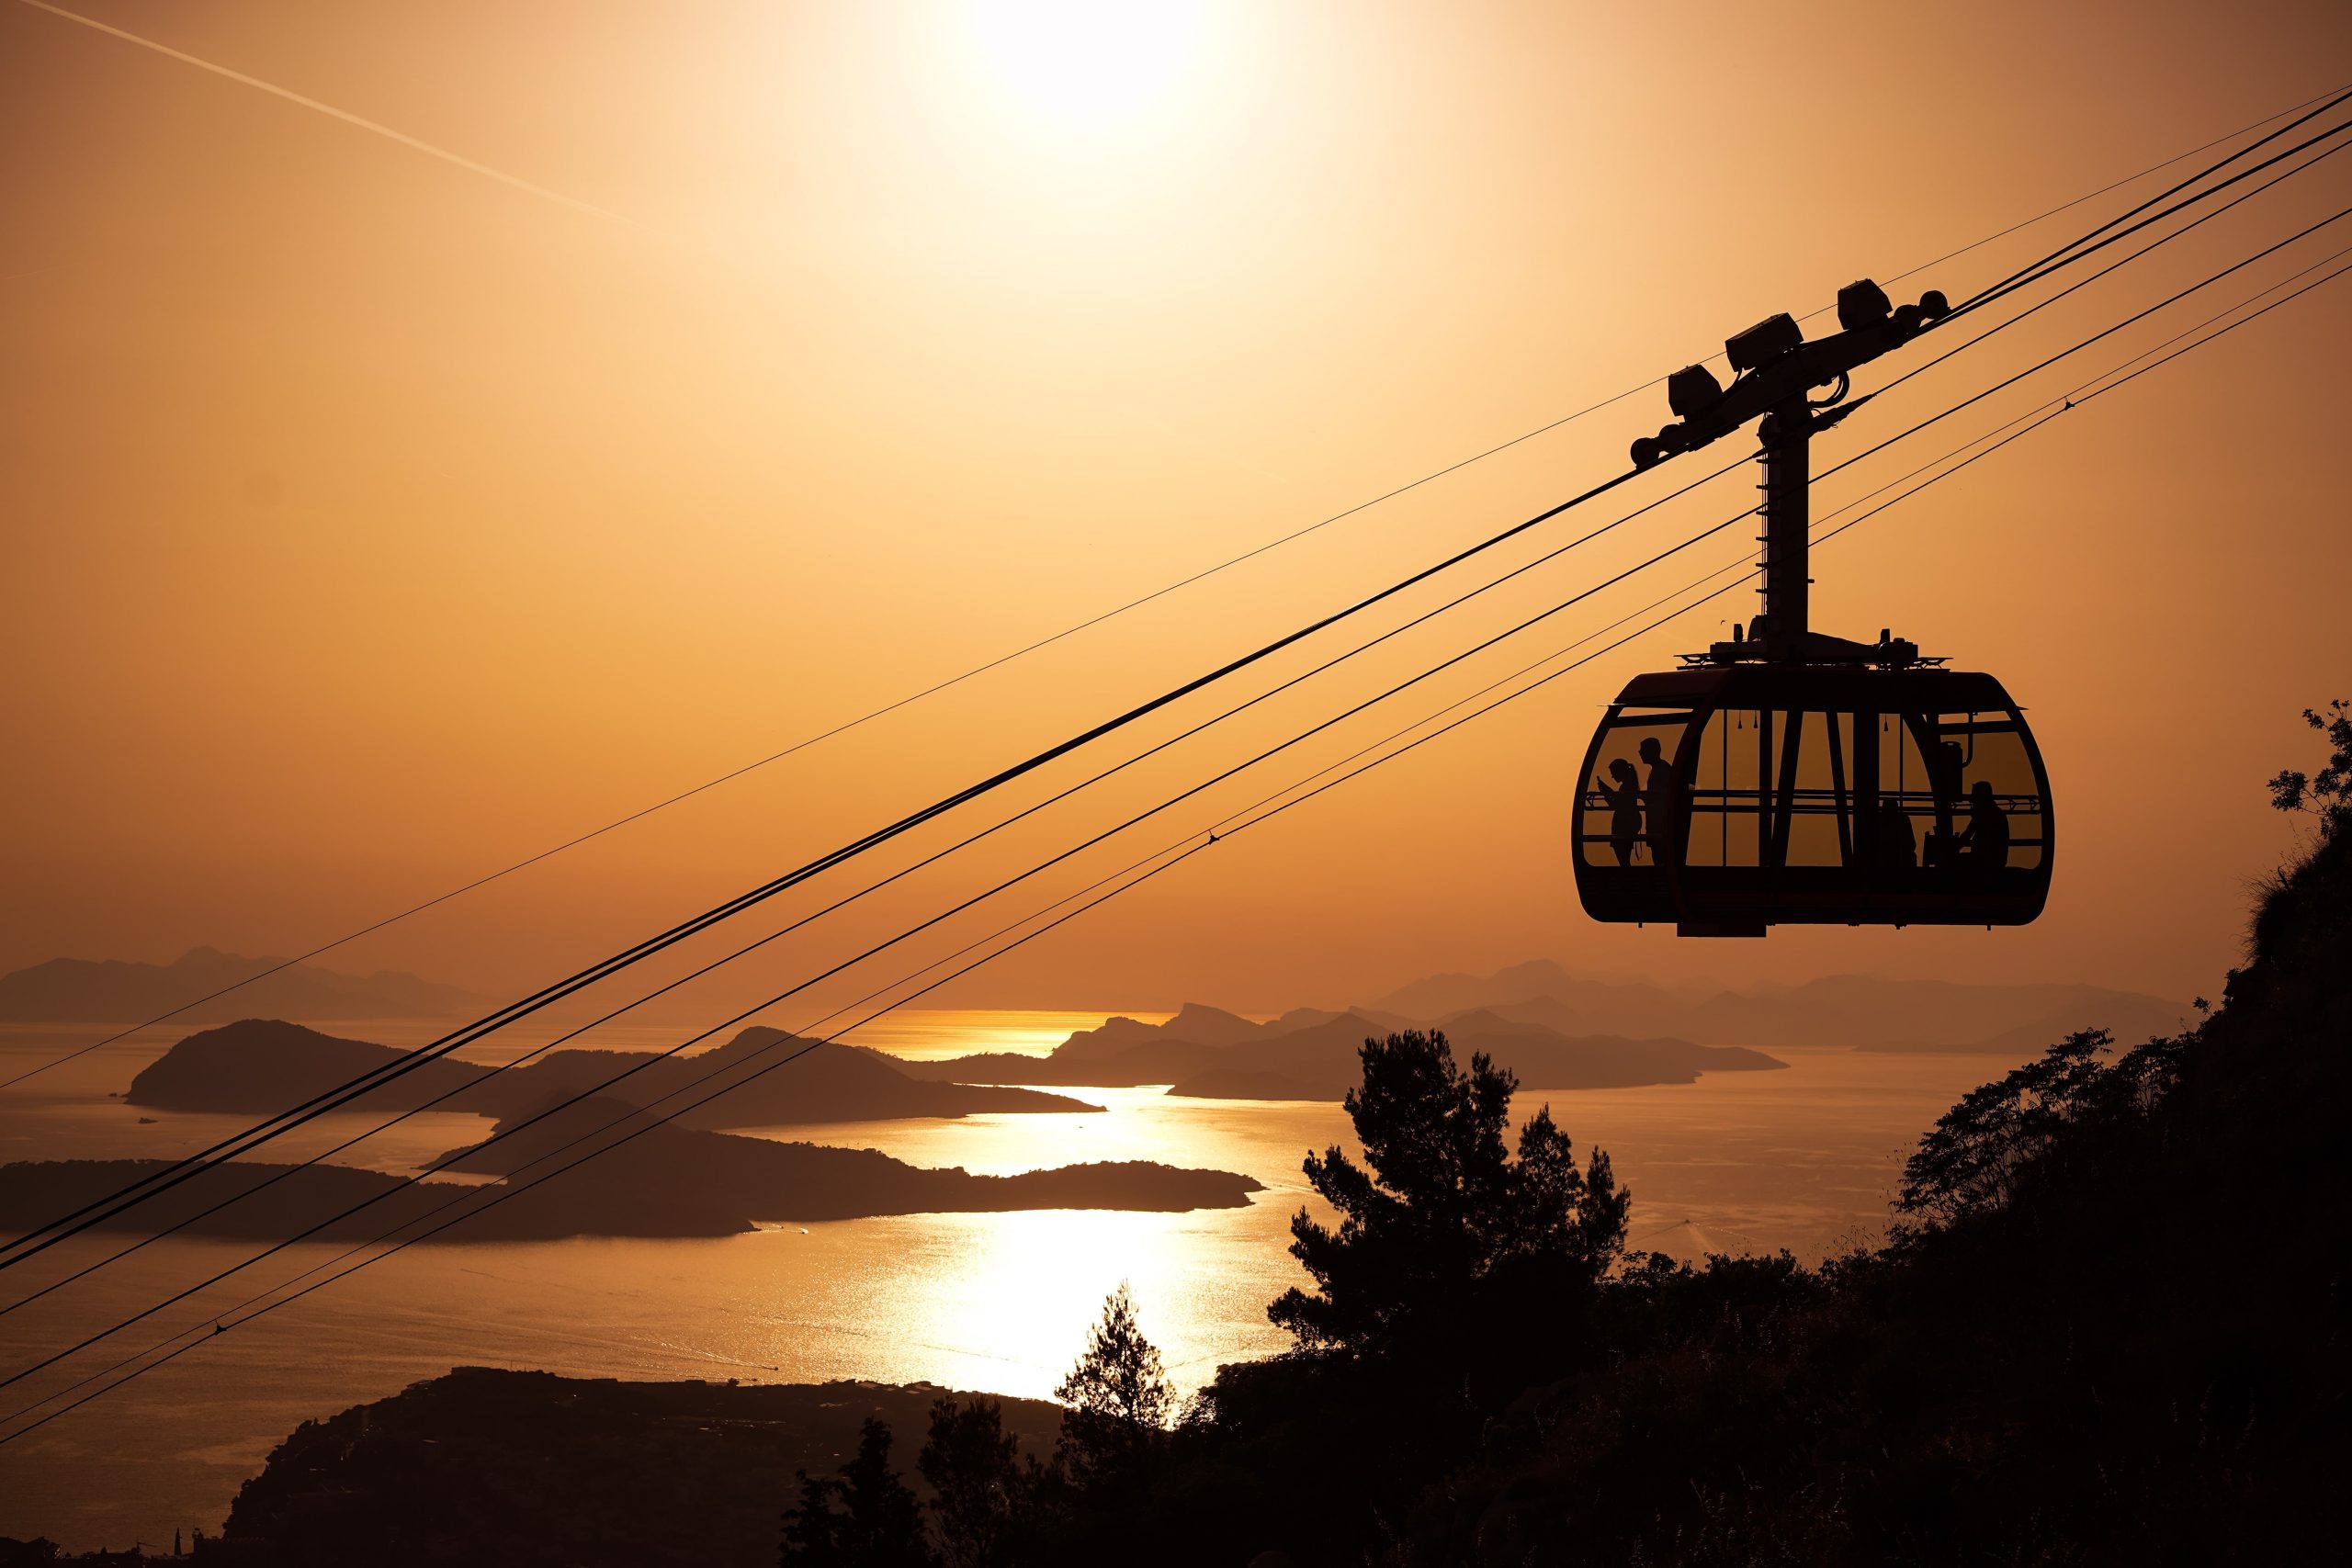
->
1577;708;1691;869
1674;708;2042;875
1931;712;2047;873
1571;668;2052;931
1682;708;1882;870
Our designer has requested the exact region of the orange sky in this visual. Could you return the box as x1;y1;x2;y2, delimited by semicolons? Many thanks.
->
4;0;2349;1028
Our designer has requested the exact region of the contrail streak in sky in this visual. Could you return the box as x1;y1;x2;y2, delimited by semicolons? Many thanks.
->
15;0;649;233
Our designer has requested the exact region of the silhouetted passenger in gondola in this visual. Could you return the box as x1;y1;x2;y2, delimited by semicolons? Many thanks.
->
1955;779;2010;872
1594;759;1643;866
1638;738;1676;865
1875;797;1917;871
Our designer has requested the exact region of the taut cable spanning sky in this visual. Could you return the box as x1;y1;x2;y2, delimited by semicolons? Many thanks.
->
12;89;2344;1270
4;73;2345;1094
11;169;2352;1419
9;222;2347;1446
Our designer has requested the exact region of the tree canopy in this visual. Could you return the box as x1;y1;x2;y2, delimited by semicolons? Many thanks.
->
1053;1282;1173;1491
1270;1028;1627;1354
778;1417;926;1568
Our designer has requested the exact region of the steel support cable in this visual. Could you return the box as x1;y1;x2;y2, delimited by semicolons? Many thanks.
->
14;250;2346;1442
0;450;1697;1266
9;211;2335;1359
1935;110;2352;330
12;82;2336;1098
0;846;1218;1445
24;523;1749;1377
1197;407;2075;835
1219;257;2352;838
17;195;2346;1425
376;251;2352;1300
7;317;2278;1429
9;822;1244;1423
1230;399;2109;839
18;107;2352;1401
1814;263;2352;555
0;453;1758;1319
1753;85;2352;353
6;243;2312;1398
36;147;2238;1281
46;165;2322;1261
1874;83;2351;295
0;478;1786;1382
0;366;2171;1443
0;523;1879;1414
1828;200;2352;487
1853;236;2352;509
1951;86;2352;313
0;391;1645;1100
1295;432;2072;789
1618;204;2352;645
0;437;1970;1409
2041;253;2352;404
1875;136;2352;405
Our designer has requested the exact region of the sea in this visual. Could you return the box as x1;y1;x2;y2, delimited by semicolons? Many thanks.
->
0;1014;2021;1551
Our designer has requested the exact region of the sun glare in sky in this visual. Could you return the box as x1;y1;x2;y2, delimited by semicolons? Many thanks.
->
954;0;1211;135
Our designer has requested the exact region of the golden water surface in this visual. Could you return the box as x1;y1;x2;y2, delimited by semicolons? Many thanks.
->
0;1018;2016;1550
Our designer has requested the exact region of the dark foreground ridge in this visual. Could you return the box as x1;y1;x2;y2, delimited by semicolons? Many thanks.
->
0;1113;1260;1241
125;1020;1101;1123
1165;718;2348;1564
225;1370;1064;1568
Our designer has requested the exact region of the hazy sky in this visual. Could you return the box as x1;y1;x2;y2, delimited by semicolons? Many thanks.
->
5;0;2349;1024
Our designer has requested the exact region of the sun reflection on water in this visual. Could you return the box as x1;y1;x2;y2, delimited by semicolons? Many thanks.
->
750;1208;1293;1402
731;1085;1329;1397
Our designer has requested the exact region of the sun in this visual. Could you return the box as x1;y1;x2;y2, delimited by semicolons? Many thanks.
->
956;0;1208;133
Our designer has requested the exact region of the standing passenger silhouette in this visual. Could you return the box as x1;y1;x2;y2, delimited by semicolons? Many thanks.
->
1954;780;2010;872
1638;737;1676;867
1594;759;1643;866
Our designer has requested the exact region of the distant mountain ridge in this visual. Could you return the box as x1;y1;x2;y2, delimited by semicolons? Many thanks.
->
888;961;2189;1098
1368;959;2190;1053
0;946;481;1022
899;1000;1782;1099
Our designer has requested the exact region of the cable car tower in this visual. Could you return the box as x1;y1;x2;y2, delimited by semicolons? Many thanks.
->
1572;282;2054;936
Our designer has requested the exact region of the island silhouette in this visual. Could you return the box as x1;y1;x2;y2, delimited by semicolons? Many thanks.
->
104;965;2190;1128
124;1019;1102;1123
0;1106;1260;1242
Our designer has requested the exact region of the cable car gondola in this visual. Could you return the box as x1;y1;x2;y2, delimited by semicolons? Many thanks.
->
1570;280;2054;936
1572;653;2052;936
